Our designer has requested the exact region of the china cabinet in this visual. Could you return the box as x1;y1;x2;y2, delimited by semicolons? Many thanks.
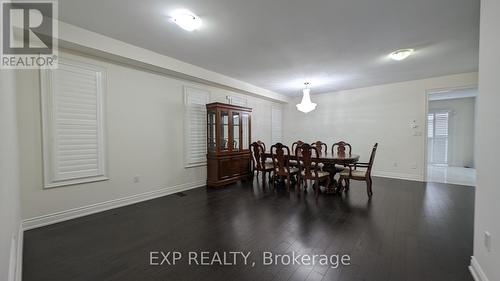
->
206;103;252;187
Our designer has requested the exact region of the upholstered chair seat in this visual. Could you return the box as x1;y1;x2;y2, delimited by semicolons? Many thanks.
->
301;170;329;178
340;169;367;178
289;159;303;166
311;162;325;170
264;163;274;170
277;167;299;174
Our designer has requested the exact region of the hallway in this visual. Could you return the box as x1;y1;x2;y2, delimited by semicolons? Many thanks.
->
427;165;476;186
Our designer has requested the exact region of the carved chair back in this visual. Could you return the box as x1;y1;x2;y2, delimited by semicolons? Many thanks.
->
271;143;292;176
250;142;266;170
292;141;305;155
256;140;266;152
311;141;327;154
296;144;321;179
332;141;352;156
367;143;378;173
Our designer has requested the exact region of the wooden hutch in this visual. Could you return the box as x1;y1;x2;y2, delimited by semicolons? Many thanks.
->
206;102;252;187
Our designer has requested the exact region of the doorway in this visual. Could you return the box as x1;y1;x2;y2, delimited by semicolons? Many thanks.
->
426;87;477;186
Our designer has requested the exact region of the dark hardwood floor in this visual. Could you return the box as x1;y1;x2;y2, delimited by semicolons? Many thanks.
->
23;177;475;281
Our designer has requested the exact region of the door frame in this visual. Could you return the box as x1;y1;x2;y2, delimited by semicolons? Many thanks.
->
424;84;477;181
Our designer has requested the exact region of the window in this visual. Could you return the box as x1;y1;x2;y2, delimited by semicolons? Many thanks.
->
184;86;210;167
427;112;449;165
41;58;107;188
271;106;283;144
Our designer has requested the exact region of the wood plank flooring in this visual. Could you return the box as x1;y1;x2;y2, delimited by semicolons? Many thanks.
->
23;177;475;281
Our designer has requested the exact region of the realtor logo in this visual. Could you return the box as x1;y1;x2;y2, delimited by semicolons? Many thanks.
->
1;0;58;69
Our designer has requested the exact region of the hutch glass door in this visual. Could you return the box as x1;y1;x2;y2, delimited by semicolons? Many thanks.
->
242;113;250;150
232;111;240;151
220;111;229;151
207;110;216;152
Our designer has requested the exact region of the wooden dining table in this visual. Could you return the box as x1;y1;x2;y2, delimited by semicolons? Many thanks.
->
263;151;360;193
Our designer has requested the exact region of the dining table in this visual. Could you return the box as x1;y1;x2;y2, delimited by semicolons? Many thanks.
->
263;151;360;193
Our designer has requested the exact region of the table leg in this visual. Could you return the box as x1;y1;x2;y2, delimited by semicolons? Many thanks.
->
325;168;338;194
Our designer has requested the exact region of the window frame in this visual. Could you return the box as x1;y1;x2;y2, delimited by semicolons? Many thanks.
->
40;58;108;188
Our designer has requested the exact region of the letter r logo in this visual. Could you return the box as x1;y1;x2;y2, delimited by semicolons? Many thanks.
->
2;2;53;54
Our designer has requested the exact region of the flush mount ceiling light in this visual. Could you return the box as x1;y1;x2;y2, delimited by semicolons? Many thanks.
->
296;82;317;113
170;9;202;31
389;48;414;61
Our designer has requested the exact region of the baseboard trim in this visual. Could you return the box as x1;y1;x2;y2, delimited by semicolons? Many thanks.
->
22;180;206;230
469;256;490;281
372;171;423;182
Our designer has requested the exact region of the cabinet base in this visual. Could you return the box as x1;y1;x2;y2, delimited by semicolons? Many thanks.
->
207;173;252;188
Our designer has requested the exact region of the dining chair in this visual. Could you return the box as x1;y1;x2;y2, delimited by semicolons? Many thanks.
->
311;141;328;154
291;141;305;154
339;143;378;197
256;140;267;152
250;142;274;185
256;140;273;164
311;141;328;170
295;144;330;198
332;141;352;155
290;140;305;166
331;141;353;172
270;143;299;191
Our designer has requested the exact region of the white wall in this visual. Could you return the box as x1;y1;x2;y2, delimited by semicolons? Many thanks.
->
283;73;477;181
58;22;289;103
429;97;476;168
17;50;282;221
0;70;22;281
471;0;500;280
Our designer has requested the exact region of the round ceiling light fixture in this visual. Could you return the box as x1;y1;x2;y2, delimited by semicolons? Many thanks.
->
389;48;414;61
170;9;202;32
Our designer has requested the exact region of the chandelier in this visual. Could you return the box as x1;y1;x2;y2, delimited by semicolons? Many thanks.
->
296;82;317;113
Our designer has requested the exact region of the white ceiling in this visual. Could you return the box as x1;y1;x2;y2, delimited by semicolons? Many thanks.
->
59;0;479;96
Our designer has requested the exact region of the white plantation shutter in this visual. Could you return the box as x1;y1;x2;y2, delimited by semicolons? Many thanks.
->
428;112;449;165
184;86;209;167
427;114;434;138
41;59;107;188
434;113;449;137
271;106;283;145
